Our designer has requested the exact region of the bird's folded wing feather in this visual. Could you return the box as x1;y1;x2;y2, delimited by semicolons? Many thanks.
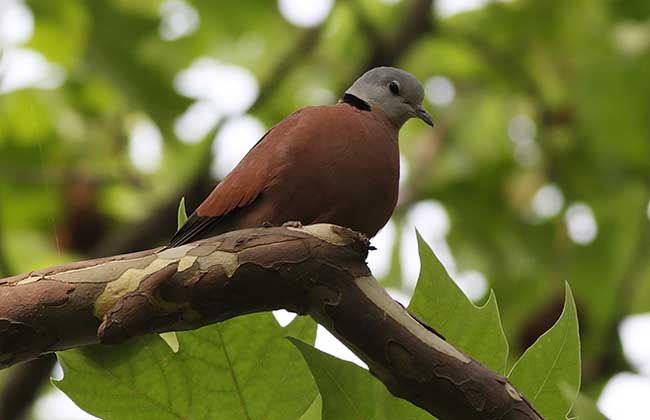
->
167;135;271;247
168;109;306;247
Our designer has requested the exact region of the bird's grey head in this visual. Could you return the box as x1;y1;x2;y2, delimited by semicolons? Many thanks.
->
345;66;433;128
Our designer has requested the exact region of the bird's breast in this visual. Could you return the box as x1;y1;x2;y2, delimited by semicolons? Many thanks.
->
273;106;400;237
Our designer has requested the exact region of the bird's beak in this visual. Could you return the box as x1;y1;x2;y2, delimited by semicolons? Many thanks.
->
414;106;434;127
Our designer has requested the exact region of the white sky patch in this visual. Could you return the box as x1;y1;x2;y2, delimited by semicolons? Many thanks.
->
401;200;454;290
278;0;333;28
174;58;259;115
299;86;336;106
33;388;100;420
409;200;452;239
647;199;650;222
436;0;511;18
565;202;598;245
0;0;33;47
400;200;488;301
453;270;488;302
425;76;455;107
619;314;650;375
174;100;222;144
512;137;541;167
315;325;367;368
0;48;65;94
508;114;537;143
51;361;64;381
272;309;297;327
211;114;265;179
0;1;66;94
599;373;650;420
508;114;540;167
531;183;564;219
367;219;396;279
159;0;199;41
128;118;163;174
387;288;411;307
613;22;650;56
399;154;410;189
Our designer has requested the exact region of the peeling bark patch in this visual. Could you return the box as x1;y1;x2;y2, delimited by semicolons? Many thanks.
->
156;244;195;259
51;255;157;284
288;224;350;246
177;256;198;272
505;382;523;401
355;276;471;363
94;258;175;317
99;264;182;344
187;242;222;257
15;276;42;286
197;251;239;277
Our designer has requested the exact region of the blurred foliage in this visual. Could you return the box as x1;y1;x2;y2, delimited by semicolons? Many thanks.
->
1;0;649;417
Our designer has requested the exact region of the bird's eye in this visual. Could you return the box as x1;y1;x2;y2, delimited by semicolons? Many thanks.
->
388;80;400;95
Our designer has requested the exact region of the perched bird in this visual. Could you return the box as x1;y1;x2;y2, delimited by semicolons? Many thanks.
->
169;66;433;247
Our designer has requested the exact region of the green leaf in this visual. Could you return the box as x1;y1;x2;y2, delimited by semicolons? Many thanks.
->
177;196;187;231
158;331;179;353
560;384;608;420
298;395;322;420
509;283;581;420
290;339;434;420
408;232;509;373
56;313;317;420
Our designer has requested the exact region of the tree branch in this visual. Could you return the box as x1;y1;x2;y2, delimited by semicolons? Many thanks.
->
0;224;542;420
363;0;435;70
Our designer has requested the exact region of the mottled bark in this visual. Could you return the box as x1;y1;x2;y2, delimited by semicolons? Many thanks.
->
0;224;542;420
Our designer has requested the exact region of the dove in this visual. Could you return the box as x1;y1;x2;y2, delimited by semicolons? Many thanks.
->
169;66;432;247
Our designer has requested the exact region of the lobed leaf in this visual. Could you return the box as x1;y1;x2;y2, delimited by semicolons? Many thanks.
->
408;232;509;373
57;313;317;420
509;283;581;420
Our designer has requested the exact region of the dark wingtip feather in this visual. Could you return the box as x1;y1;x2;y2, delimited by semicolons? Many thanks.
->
168;214;219;247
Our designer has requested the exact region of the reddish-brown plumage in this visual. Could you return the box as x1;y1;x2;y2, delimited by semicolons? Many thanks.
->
169;101;400;247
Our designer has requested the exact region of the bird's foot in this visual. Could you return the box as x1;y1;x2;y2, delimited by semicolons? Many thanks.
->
282;220;303;228
261;221;275;228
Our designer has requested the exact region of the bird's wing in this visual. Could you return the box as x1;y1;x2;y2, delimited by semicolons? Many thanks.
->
167;134;272;247
168;110;305;247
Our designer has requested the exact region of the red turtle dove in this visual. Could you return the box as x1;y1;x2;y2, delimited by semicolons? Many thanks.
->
169;66;433;247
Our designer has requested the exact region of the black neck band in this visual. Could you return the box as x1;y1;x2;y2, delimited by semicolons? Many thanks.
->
342;93;371;111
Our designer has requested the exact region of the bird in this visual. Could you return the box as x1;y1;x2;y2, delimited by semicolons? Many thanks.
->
169;66;433;247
